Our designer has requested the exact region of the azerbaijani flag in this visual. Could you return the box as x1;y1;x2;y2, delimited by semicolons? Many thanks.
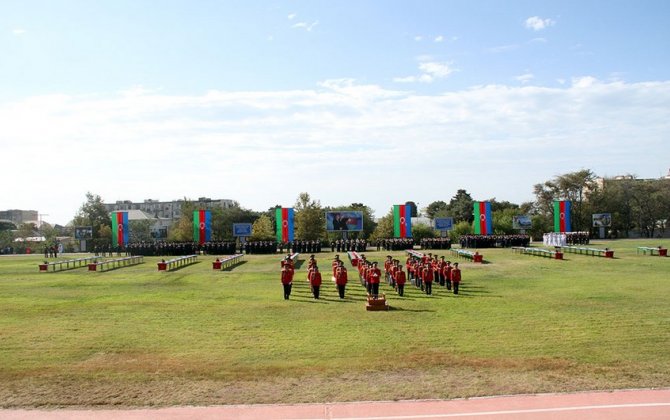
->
393;204;412;238
275;207;294;242
473;201;493;235
554;200;572;232
111;211;128;248
193;210;212;244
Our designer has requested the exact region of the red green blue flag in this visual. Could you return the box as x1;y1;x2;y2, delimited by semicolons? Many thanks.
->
393;204;412;238
111;211;128;248
473;201;493;235
193;210;212;244
554;200;571;232
275;207;294;242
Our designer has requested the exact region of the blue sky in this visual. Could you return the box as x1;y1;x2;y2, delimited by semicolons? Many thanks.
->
2;1;669;225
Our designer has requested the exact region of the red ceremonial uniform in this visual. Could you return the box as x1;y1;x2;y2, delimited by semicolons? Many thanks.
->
309;270;322;287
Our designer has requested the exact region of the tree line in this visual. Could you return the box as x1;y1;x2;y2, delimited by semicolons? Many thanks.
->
2;169;667;252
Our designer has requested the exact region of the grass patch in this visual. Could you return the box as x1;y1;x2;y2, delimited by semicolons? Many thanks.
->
0;239;669;407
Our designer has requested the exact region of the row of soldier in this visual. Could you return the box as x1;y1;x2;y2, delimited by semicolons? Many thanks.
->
377;238;415;251
126;241;237;256
459;234;530;249
565;232;590;245
329;239;368;253
419;237;452;250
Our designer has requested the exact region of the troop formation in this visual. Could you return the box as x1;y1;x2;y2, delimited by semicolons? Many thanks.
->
419;237;452;250
459;234;530;249
282;249;465;302
125;241;237;256
376;238;415;251
404;252;462;295
329;238;368;253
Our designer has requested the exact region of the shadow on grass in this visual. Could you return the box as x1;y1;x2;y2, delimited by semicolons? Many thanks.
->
388;306;436;313
221;260;248;271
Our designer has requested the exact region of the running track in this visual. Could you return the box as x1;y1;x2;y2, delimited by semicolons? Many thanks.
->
2;389;669;419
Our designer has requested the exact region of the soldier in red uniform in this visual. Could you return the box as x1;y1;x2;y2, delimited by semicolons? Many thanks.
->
394;264;407;297
421;262;434;295
451;262;461;294
442;260;452;290
309;265;322;299
335;261;348;299
281;263;294;300
368;261;382;298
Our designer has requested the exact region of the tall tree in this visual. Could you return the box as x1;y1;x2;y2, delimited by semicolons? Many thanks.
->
447;189;474;223
370;208;394;241
294;192;325;240
424;200;448;219
251;214;275;240
167;198;195;241
533;169;597;231
72;192;112;243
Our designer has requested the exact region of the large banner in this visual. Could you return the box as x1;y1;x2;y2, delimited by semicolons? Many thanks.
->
275;207;294;242
434;217;454;231
554;201;572;232
326;211;363;231
74;226;93;240
512;215;532;230
233;223;252;237
111;212;128;248
193;210;212;244
473;201;493;235
592;213;612;227
393;204;412;238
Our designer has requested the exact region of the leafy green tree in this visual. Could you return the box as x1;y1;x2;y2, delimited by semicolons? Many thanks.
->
370;209;394;241
492;207;518;235
0;230;14;251
212;202;258;240
168;199;195;241
251;214;275;240
72;192;112;243
411;224;436;242
447;189;474;223
533;169;598;231
449;221;472;242
424;200;448;219
129;220;154;242
294;192;325;240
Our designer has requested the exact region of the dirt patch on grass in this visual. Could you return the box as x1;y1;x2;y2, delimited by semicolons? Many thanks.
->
2;359;669;408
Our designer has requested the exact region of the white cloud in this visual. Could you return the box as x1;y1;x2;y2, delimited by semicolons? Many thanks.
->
12;29;27;35
434;35;444;43
292;20;318;31
516;73;534;84
2;78;668;225
287;13;296;20
414;35;423;41
395;60;454;84
572;76;598;88
525;16;555;31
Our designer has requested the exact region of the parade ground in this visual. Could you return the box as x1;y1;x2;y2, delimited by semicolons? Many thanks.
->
0;239;669;408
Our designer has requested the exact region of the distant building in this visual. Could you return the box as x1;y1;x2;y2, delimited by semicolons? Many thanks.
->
104;197;235;220
0;209;38;226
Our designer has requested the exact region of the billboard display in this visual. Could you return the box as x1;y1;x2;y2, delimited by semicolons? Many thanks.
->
434;217;454;231
592;213;612;228
233;223;253;237
74;226;93;240
326;211;364;232
512;215;532;230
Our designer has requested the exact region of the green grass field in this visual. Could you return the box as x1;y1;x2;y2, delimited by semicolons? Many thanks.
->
1;239;669;407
